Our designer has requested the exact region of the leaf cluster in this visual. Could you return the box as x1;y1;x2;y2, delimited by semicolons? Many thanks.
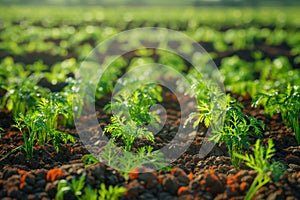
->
82;140;166;177
235;139;286;200
211;95;264;168
1;79;49;118
12;93;75;159
104;83;162;152
104;114;154;152
105;83;162;126
56;173;126;200
253;84;300;143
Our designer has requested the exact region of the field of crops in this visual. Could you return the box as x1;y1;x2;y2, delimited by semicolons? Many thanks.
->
1;6;300;200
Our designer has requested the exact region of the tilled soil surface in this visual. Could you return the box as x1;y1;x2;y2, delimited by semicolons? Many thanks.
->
1;89;300;200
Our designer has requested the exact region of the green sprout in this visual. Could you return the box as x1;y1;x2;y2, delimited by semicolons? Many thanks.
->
56;173;86;200
12;92;75;158
253;84;300;143
235;139;286;200
186;87;264;169
104;114;154;152
13;114;38;160
56;173;126;200
128;84;162;126
209;95;265;169
103;83;162;152
105;83;162;127
97;183;126;200
82;141;166;177
1;80;49;118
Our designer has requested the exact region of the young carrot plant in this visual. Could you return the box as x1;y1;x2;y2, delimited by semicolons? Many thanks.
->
103;83;162;152
12;92;75;157
40;93;71;131
1;80;49;118
14;110;74;156
114;145;166;176
81;187;98;200
0;57;30;85
105;83;162;127
34;94;74;149
253;84;300;143
82;141;166;176
184;77;227;129
78;183;126;200
186;83;264;169
199;95;265;169
214;96;264;169
234;139;285;200
104;114;154;152
127;84;162;126
56;173;86;200
13;113;41;160
82;154;101;168
97;183;127;200
60;78;84;127
56;173;126;200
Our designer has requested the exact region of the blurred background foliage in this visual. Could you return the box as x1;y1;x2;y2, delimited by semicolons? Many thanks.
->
0;0;299;6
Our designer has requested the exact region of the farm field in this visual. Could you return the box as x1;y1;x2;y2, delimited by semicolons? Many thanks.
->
0;5;300;200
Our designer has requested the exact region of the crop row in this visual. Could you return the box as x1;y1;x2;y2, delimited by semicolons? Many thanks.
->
1;6;300;199
1;7;300;29
1;46;299;200
1;25;299;60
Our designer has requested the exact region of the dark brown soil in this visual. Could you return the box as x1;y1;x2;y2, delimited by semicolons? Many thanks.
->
1;86;300;200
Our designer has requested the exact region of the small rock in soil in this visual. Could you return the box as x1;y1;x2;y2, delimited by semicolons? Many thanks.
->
126;179;142;197
177;175;189;186
0;189;7;198
205;174;224;195
3;168;18;180
22;184;33;193
139;192;157;200
228;168;237;175
176;194;194;200
162;174;179;195
6;175;20;187
202;192;214;199
267;189;284;200
138;172;156;183
241;175;254;184
286;155;300;165
288;164;300;172
2;198;12;200
25;173;35;185
158;192;174;200
286;197;298;200
28;160;40;169
89;164;105;182
27;194;35;200
35;192;49;199
7;186;24;199
45;183;57;199
33;169;47;179
35;179;46;192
